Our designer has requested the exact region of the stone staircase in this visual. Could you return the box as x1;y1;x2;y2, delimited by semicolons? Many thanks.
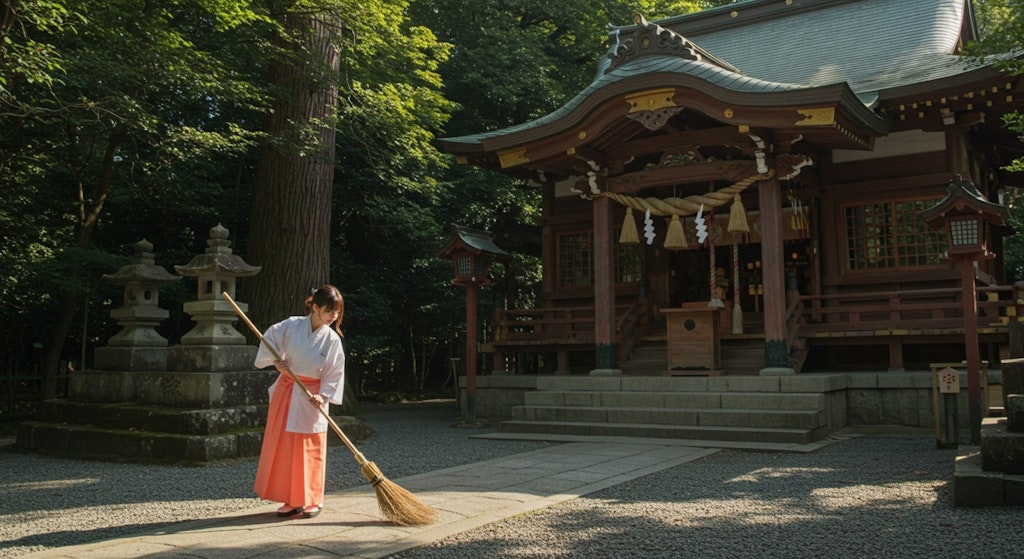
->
954;357;1024;506
499;375;836;444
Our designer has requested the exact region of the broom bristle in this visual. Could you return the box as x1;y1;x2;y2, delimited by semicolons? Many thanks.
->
664;214;687;250
361;460;436;526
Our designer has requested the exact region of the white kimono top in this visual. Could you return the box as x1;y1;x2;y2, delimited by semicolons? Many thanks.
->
255;315;345;434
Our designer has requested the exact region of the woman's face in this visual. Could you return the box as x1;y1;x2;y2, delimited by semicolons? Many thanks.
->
312;304;340;327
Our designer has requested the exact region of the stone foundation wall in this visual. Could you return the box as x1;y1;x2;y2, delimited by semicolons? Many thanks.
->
463;370;1003;431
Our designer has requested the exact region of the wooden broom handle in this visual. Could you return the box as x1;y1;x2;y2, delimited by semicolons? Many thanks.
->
221;292;367;465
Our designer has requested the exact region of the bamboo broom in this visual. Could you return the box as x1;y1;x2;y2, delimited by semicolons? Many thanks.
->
222;292;436;526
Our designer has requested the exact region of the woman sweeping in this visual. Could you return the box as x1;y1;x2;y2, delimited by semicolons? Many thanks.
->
253;285;346;519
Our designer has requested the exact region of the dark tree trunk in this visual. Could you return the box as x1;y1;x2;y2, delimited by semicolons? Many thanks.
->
40;134;120;399
245;11;340;330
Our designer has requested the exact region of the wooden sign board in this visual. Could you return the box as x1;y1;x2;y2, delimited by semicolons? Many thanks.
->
938;367;960;394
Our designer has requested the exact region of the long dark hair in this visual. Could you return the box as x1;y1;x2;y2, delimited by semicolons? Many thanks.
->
305;284;344;338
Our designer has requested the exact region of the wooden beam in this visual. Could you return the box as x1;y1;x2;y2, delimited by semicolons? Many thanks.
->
607;125;752;160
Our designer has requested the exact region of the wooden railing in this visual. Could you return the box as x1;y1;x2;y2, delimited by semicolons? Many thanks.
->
492;301;646;362
787;284;1024;337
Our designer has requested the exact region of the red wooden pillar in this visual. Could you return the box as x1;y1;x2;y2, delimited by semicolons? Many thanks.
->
955;253;983;444
464;281;478;418
757;174;794;373
592;195;620;374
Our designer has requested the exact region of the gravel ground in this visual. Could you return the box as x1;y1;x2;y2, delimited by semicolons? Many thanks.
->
0;400;552;558
390;432;1024;559
3;401;1023;559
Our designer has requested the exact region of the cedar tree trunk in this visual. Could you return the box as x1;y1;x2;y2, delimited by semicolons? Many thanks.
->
245;11;340;329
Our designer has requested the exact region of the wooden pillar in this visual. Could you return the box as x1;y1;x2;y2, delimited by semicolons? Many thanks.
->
955;253;983;444
945;125;968;175
888;292;905;371
464;281;478;418
541;183;557;298
591;196;620;374
757;175;795;374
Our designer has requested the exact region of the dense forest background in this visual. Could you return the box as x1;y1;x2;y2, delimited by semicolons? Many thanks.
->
2;0;1023;416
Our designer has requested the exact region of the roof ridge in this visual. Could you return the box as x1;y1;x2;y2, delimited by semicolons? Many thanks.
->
605;13;740;76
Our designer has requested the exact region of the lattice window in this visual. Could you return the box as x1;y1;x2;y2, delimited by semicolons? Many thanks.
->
615;241;642;284
558;230;643;287
843;197;945;271
558;231;593;287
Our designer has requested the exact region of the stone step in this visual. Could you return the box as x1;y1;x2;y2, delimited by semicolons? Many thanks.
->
37;400;268;435
533;374;843;394
524;390;825;411
15;414;371;465
513;405;827;430
498;420;818;445
953;445;1024;506
15;421;266;464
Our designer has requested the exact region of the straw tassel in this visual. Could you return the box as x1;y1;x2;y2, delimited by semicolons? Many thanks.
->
619;207;639;244
731;238;744;334
728;194;749;234
664;214;688;250
727;194;747;332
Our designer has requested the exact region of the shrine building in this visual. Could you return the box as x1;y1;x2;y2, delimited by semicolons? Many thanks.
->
438;0;1024;382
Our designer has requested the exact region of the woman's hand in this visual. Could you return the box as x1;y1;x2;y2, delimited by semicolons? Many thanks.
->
308;394;325;406
273;359;289;375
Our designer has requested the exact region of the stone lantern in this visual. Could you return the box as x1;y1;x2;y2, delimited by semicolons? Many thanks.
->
168;224;261;372
93;239;180;371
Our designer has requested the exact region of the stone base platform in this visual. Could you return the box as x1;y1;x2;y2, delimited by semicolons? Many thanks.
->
953;445;1024;506
15;408;373;465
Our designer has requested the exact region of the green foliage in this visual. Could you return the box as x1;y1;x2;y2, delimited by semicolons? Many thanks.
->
0;0;84;106
966;0;1024;282
968;0;1024;72
0;0;272;397
0;0;743;403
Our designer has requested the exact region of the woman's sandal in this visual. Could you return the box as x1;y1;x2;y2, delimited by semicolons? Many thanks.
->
301;505;322;518
276;505;302;517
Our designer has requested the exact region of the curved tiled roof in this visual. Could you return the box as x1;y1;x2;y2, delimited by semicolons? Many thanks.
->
443;56;812;146
441;0;986;148
678;0;971;95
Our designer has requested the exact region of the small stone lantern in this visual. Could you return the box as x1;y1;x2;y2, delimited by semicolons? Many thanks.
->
168;224;261;372
93;239;180;371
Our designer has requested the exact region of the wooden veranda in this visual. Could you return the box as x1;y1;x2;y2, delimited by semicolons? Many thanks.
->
484;282;1024;375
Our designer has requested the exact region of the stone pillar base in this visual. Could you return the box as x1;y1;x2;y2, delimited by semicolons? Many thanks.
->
167;345;257;372
68;370;139;403
93;347;168;372
759;367;796;376
136;369;277;408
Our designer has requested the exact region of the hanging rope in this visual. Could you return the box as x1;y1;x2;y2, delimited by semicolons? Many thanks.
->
597;171;774;217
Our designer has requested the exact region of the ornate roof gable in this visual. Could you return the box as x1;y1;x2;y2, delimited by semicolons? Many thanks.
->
605;13;739;75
